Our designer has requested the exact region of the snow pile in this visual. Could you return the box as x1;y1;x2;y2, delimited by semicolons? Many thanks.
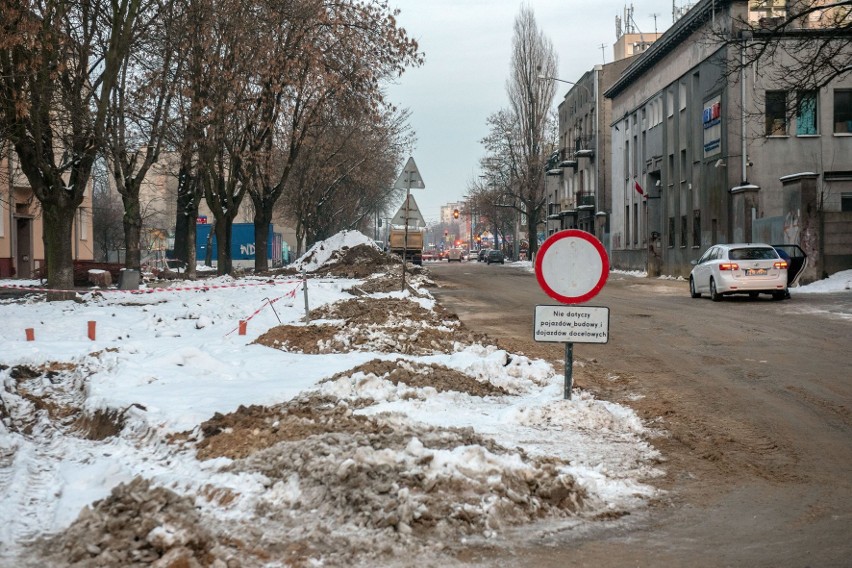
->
0;230;663;567
292;230;379;273
793;269;852;294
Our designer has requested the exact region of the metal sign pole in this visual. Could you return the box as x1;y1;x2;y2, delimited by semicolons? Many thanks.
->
401;173;410;292
564;342;574;400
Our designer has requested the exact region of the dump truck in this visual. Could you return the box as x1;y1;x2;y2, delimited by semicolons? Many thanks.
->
388;226;424;265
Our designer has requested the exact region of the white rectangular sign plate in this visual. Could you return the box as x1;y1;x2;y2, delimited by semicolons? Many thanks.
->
533;305;610;344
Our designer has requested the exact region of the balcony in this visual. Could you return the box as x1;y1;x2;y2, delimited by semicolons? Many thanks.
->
547;201;561;220
553;147;577;169
558;192;595;213
574;135;595;158
577;191;595;209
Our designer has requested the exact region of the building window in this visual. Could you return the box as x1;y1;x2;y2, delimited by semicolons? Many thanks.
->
679;82;687;111
625;205;630;248
692;209;701;247
796;91;818;135
766;90;787;135
680;215;688;248
841;193;852;212
667;90;674;117
668;217;675;247
834;90;852;134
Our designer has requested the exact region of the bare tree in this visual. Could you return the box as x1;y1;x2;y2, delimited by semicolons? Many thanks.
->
711;0;851;96
243;0;422;271
105;0;186;271
0;0;145;290
481;5;558;257
91;161;124;262
278;103;411;255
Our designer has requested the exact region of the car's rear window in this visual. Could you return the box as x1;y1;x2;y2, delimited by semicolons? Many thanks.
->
729;247;777;260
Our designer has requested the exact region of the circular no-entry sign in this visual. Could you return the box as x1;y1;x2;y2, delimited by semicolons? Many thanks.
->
535;230;609;304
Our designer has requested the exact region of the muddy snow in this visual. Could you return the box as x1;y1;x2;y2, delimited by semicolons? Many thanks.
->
0;230;663;567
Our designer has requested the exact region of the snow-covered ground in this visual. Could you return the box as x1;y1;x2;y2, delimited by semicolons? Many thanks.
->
0;232;847;566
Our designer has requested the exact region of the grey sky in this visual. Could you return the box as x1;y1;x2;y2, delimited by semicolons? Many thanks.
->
385;0;679;223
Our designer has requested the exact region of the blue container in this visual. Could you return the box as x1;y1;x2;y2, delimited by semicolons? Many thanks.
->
196;223;274;261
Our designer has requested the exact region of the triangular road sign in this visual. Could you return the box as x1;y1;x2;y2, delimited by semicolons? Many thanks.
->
393;157;425;189
390;194;426;227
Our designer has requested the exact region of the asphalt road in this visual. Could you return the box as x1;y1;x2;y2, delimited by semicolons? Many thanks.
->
427;259;852;568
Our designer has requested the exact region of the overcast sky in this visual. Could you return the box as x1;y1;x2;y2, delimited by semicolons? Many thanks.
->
384;0;679;223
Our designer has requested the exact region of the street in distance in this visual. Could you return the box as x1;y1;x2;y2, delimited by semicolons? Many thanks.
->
533;306;610;343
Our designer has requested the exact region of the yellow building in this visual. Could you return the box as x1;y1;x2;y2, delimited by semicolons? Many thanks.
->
0;148;94;279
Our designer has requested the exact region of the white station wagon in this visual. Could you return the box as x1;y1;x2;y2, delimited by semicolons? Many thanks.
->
689;243;789;301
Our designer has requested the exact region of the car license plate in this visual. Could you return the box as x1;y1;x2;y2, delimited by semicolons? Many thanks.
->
745;268;768;276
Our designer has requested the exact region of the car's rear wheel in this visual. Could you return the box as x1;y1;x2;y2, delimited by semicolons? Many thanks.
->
772;290;787;301
689;277;701;298
710;278;722;302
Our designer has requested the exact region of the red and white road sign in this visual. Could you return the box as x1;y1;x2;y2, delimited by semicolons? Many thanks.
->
535;229;609;304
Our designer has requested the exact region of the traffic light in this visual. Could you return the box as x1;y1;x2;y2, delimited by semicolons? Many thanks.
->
453;209;459;219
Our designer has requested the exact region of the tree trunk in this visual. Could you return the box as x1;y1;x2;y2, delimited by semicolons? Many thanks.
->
215;216;234;275
122;196;143;271
253;208;272;273
205;219;215;266
527;208;539;255
186;223;197;280
173;164;199;265
41;202;77;290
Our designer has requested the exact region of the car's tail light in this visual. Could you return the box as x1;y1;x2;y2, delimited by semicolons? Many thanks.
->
774;261;788;269
719;263;739;271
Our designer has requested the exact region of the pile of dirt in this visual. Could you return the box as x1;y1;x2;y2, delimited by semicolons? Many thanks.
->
230;418;585;542
325;359;510;398
187;393;586;556
191;395;377;461
190;359;509;462
254;297;487;355
346;267;432;295
307;244;398;278
37;477;224;567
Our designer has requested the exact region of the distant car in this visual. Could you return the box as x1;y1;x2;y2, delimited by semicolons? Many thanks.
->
486;249;505;265
689;243;788;301
477;249;490;262
447;248;463;262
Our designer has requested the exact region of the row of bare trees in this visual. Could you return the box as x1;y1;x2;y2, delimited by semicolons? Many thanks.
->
1;0;422;288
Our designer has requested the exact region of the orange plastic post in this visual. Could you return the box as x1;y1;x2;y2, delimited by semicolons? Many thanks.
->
238;320;247;335
88;321;96;341
25;328;35;341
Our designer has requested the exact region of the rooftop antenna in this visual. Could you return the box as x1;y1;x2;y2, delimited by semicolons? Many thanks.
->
599;43;607;63
651;12;659;34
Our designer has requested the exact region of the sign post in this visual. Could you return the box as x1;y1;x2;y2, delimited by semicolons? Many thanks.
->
393;157;425;292
534;230;610;399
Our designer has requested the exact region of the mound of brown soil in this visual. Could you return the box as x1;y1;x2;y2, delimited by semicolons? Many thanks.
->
306;244;397;278
39;477;220;567
325;358;510;397
254;296;488;355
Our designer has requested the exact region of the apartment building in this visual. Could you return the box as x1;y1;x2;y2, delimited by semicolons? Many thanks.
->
604;0;852;280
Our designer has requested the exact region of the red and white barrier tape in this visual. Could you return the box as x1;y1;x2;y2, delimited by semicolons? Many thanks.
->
0;278;302;295
225;283;302;337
